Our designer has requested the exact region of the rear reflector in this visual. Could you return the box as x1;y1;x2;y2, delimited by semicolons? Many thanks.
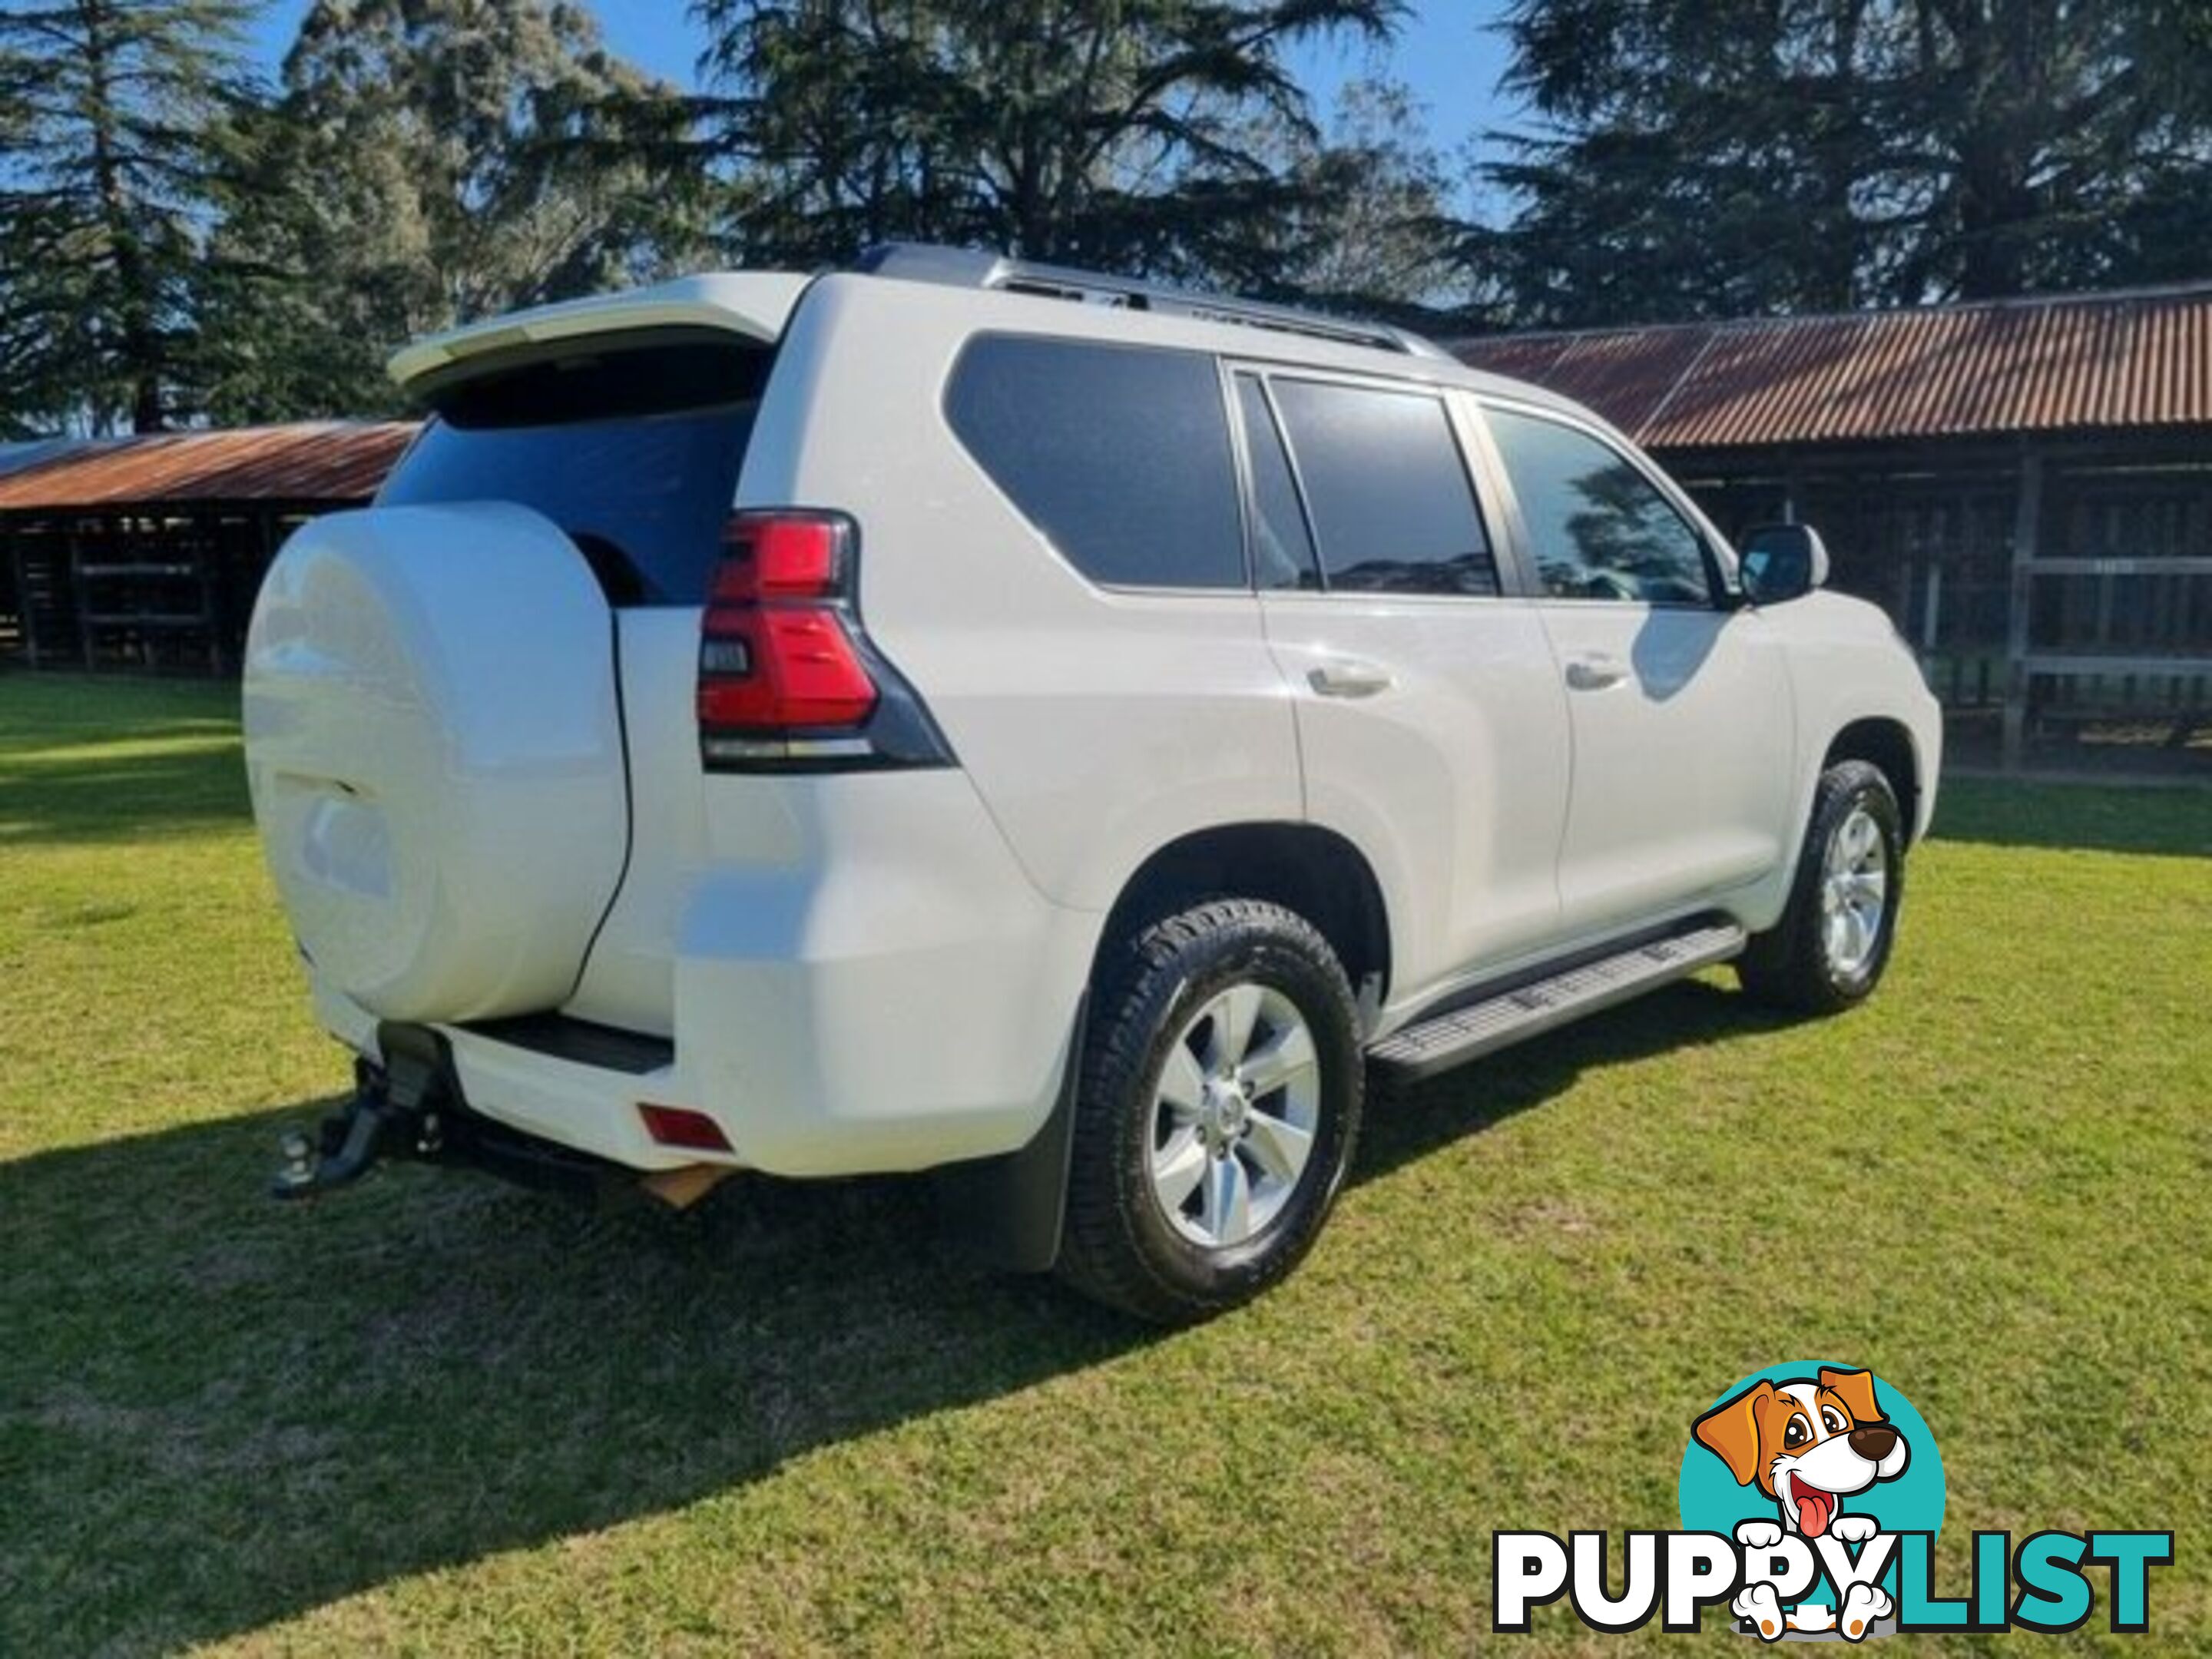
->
638;1104;733;1153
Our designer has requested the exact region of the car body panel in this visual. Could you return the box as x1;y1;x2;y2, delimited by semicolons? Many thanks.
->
1533;601;1799;936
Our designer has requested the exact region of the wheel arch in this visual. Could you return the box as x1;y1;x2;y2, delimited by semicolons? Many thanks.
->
1094;822;1393;1025
949;823;1389;1281
1823;717;1922;843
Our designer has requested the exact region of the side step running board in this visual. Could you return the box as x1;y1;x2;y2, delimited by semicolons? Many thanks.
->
1368;921;1748;1082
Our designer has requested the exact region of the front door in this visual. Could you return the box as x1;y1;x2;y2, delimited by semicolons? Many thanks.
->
1476;402;1796;939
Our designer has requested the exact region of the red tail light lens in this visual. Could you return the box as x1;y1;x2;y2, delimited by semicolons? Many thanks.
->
711;512;848;601
699;607;877;728
699;509;879;750
697;508;952;773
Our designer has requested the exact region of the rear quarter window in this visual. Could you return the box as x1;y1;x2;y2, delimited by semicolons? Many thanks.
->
944;334;1245;590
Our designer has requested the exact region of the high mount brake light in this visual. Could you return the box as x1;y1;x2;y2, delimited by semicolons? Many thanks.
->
697;509;952;773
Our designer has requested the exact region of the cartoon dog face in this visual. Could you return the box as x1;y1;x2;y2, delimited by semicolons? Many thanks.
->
1694;1367;1909;1538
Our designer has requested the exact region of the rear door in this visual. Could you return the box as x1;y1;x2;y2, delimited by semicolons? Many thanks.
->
246;332;777;1028
1237;366;1571;1009
1473;401;1796;937
376;333;779;1034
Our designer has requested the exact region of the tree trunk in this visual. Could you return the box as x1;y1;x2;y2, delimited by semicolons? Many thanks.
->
1944;0;2043;300
82;2;166;432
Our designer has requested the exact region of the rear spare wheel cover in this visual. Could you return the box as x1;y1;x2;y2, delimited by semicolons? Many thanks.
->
242;502;628;1022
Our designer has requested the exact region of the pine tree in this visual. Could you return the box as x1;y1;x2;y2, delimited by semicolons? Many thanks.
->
0;0;260;433
691;0;1405;283
199;0;698;423
1230;77;1467;317
1480;0;2212;326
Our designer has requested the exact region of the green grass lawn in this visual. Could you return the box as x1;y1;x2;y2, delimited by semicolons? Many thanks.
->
2;672;2207;1656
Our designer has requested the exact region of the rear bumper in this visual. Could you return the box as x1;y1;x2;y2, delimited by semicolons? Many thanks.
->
312;979;702;1171
308;852;1102;1179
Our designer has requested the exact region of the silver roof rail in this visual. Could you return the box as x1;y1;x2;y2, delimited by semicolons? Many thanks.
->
852;242;1455;361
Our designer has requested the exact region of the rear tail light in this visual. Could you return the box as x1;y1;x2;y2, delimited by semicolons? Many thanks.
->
697;509;952;771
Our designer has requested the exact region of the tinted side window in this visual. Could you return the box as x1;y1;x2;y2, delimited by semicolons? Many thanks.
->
1269;379;1497;597
945;335;1244;589
1486;408;1713;604
1233;376;1321;591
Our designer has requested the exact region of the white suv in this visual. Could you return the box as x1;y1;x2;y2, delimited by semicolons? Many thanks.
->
245;245;1940;1322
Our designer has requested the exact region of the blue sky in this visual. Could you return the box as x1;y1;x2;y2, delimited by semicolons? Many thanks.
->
247;2;1530;160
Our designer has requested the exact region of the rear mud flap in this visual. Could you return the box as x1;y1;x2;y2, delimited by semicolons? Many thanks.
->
930;995;1085;1273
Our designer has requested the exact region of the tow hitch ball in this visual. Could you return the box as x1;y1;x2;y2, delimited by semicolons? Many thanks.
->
270;1050;443;1200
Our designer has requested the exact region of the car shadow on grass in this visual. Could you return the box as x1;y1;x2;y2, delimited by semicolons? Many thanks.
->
0;731;250;845
0;979;1787;1655
0;1102;1150;1655
1359;977;1796;1182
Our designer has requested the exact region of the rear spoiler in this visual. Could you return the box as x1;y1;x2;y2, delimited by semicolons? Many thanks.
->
387;273;812;390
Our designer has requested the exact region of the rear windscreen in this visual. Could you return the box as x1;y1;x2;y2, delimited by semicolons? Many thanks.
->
379;336;771;604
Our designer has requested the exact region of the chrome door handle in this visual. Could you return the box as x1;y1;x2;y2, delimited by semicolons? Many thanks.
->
1565;654;1628;690
1308;660;1395;699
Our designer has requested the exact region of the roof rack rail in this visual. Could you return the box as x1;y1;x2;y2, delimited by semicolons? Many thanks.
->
852;242;1454;361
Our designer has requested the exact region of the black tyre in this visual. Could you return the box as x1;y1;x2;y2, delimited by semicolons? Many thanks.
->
1737;760;1906;1015
1057;899;1364;1324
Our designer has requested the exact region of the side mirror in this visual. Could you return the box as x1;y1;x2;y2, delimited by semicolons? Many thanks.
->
1737;522;1830;605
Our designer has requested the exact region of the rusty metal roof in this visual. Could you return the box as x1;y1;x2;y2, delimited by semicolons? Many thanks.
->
0;438;93;479
1452;283;2212;450
0;422;416;512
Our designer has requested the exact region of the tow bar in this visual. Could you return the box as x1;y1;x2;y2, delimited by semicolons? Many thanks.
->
271;1087;400;1198
271;1022;627;1205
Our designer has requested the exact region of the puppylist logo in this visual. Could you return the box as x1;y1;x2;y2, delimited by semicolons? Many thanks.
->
1492;1361;2172;1641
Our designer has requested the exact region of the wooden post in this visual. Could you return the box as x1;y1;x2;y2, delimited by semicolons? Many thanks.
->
200;510;222;675
5;530;31;669
2002;449;2044;770
1922;559;1943;700
69;520;92;670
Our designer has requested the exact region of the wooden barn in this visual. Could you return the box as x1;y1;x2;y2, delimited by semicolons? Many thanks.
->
1454;282;2212;770
0;422;413;675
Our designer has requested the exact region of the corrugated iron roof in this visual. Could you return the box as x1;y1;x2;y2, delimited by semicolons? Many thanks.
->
1452;282;2212;450
0;438;94;481
0;422;416;512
